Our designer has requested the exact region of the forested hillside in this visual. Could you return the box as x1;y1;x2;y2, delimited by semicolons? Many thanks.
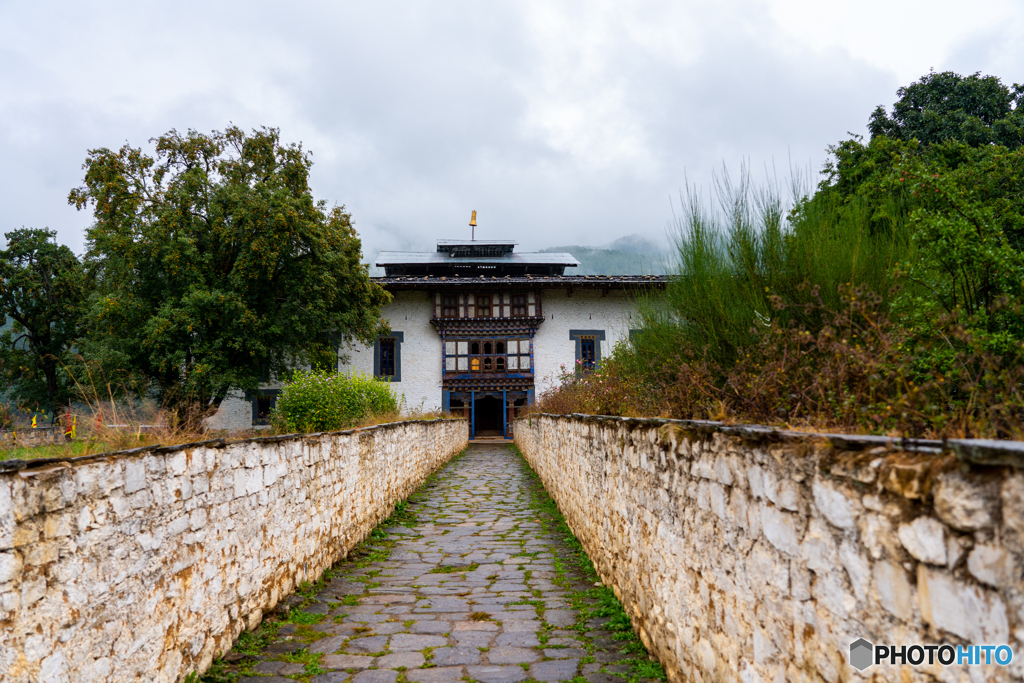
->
541;235;668;275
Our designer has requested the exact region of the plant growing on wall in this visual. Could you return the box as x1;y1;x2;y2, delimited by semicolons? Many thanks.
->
68;126;391;420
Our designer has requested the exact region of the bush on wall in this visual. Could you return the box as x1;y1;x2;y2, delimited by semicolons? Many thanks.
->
273;371;400;433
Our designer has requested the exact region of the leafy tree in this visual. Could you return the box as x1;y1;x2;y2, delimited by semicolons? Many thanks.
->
887;152;1024;345
0;228;86;416
868;71;1024;148
68;126;390;416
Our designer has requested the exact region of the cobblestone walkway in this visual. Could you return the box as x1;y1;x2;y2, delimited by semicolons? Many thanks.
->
212;444;658;683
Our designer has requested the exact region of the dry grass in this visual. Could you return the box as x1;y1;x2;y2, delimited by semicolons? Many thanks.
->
0;403;461;462
537;287;1024;439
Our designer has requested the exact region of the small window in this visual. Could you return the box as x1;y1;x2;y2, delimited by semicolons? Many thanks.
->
497;357;505;371
496;341;505;354
442;295;458;318
511;293;527;317
520;355;530;371
477;295;492;317
257;397;273;421
471;342;480;354
580;337;596;370
379;338;396;376
508;355;519;370
250;390;280;426
507;340;518;354
484;357;492;371
484;342;492;354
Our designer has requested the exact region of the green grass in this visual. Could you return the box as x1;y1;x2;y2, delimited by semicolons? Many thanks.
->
0;439;115;461
429;562;479;574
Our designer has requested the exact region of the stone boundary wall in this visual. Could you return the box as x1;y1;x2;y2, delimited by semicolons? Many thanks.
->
515;413;1024;683
0;418;468;683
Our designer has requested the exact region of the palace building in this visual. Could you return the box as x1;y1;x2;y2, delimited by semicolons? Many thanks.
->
209;233;666;438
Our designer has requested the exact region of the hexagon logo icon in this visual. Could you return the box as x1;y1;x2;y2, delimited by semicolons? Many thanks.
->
849;638;874;671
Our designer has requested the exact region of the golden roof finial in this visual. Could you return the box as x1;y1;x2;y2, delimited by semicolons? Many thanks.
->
469;210;477;227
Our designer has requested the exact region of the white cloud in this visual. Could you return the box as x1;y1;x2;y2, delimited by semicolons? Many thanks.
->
0;0;1021;262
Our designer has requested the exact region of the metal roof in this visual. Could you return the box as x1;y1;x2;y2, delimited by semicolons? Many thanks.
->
375;252;580;267
373;274;667;290
435;239;518;248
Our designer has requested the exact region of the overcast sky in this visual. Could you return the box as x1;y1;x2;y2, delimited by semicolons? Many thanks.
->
2;0;1023;265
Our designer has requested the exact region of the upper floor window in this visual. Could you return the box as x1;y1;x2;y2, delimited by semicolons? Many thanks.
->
442;295;458;318
511;294;527;317
476;295;492;317
444;338;529;373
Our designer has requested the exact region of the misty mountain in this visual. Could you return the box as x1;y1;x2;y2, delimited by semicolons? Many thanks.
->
541;234;670;276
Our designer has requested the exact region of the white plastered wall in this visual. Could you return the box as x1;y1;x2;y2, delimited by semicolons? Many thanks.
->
208;287;640;430
206;390;252;432
532;288;638;396
339;289;443;413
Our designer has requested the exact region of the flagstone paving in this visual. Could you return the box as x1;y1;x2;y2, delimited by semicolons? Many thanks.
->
210;444;659;683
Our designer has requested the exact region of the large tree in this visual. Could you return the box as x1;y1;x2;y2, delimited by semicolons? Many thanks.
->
68;126;390;415
868;70;1024;149
0;228;86;416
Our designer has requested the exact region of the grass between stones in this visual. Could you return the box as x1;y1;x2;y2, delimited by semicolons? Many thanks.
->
509;445;668;683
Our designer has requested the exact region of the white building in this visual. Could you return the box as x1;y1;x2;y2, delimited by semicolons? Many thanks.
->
210;238;665;437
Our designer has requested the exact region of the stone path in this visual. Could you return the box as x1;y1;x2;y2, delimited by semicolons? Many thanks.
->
211;444;656;683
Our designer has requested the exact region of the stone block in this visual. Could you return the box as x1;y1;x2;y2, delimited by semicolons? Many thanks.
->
917;565;1009;643
838;541;870;601
1001;473;1024;536
933;472;997;531
789;562;810;601
811;480;860;529
760;504;800;556
747;466;765;500
21;574;46;607
124;460;147;494
872;560;912;620
897;516;945;565
713;456;734;486
966;544;1013;588
168;453;188;476
0;550;22;583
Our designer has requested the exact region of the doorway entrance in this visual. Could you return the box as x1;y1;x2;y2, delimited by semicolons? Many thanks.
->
474;395;503;437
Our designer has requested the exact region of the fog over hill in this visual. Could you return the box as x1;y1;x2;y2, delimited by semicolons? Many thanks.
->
541;234;670;276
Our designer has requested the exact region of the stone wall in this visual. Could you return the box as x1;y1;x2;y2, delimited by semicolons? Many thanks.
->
0;428;66;449
0;418;468;683
515;413;1024;682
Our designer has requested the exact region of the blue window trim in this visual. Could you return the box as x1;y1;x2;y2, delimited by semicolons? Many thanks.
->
374;331;404;382
569;329;606;368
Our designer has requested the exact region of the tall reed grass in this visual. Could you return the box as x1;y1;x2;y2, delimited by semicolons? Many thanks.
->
538;164;1023;438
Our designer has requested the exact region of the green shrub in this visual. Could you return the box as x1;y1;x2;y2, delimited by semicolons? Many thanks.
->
273;371;399;433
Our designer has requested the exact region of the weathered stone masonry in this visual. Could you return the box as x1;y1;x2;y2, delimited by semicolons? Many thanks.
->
0;418;467;683
515;413;1024;683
